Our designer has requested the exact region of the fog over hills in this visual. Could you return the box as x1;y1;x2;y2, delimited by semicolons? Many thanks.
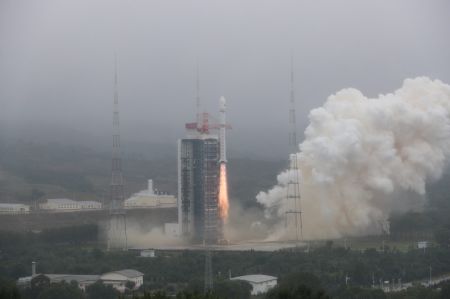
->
1;0;449;161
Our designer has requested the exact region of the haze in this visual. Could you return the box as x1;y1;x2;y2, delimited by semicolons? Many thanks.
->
1;0;449;159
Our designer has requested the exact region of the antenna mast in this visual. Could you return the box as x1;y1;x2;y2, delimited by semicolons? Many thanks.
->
204;247;213;293
285;54;303;242
108;54;128;250
196;61;201;128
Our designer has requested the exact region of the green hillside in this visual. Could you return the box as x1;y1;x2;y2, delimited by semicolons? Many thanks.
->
0;140;283;208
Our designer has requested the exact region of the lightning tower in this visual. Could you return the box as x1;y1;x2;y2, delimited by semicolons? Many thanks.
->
204;247;213;293
107;55;128;250
196;61;201;127
285;54;303;242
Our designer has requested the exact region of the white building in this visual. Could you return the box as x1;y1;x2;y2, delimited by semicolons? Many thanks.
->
39;198;102;212
18;263;143;294
40;198;78;211
231;274;277;295
0;203;30;215
418;241;429;249
17;264;100;291
125;179;176;209
100;269;144;292
78;201;102;210
140;249;156;258
44;274;100;291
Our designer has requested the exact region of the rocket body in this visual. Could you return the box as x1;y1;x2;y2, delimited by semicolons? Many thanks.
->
219;96;227;163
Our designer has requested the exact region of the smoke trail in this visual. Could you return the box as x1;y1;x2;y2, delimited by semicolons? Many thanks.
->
126;222;183;248
257;77;450;239
218;163;229;221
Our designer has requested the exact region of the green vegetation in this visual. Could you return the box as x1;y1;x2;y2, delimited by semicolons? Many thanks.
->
85;281;119;299
0;278;20;299
266;272;329;299
25;281;84;299
2;137;450;298
0;141;282;207
1;225;450;298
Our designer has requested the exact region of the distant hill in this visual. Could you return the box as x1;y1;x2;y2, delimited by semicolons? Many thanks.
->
0;140;284;209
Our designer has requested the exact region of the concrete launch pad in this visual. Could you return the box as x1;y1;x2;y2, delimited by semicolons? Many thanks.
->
131;240;306;252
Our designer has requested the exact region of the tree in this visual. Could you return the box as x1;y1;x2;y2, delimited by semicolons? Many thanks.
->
266;285;330;299
36;281;84;299
266;272;330;299
85;281;118;299
132;291;220;299
125;280;136;291
334;286;386;299
277;272;323;292
439;281;450;299
0;280;21;299
386;285;439;299
434;227;450;247
31;189;45;204
213;280;251;299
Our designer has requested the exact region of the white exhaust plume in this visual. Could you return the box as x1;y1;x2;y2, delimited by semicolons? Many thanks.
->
257;77;450;240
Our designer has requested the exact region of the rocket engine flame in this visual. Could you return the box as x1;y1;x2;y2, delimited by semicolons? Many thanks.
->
218;162;229;221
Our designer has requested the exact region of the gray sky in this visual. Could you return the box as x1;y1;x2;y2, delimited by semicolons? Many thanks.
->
1;0;449;159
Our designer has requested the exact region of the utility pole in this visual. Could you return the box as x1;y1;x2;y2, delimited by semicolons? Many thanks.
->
196;61;201;128
429;265;432;286
204;246;213;293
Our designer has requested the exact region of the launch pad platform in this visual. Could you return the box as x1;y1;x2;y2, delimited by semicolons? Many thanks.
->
131;240;306;252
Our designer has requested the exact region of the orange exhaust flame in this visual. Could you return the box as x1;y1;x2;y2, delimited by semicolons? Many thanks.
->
218;163;229;221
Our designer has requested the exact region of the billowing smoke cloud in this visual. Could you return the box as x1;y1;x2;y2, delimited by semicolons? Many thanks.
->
257;77;450;240
126;223;183;248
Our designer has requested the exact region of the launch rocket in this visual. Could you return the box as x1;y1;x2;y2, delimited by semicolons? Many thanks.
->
219;96;227;163
218;96;230;226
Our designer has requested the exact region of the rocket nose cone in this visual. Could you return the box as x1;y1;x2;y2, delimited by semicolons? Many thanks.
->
220;96;226;110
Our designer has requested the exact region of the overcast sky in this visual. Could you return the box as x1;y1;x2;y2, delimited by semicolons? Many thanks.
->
1;0;449;159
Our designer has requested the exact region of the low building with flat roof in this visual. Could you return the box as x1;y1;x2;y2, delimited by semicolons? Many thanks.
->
100;269;144;292
18;262;143;293
231;274;277;295
17;273;100;291
0;203;30;215
125;179;176;209
39;198;102;212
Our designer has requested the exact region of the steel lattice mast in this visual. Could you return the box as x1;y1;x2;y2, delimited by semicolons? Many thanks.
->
196;61;201;127
288;55;297;155
285;54;303;242
108;54;127;251
204;248;213;293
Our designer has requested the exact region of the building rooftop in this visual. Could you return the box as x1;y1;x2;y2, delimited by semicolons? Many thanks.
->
103;269;144;279
126;194;175;200
231;274;277;284
78;201;101;205
0;203;29;208
45;274;100;283
17;274;100;286
45;198;75;204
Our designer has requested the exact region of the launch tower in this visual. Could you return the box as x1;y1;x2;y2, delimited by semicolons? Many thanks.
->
178;67;222;245
285;55;303;242
107;56;128;250
178;117;220;244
